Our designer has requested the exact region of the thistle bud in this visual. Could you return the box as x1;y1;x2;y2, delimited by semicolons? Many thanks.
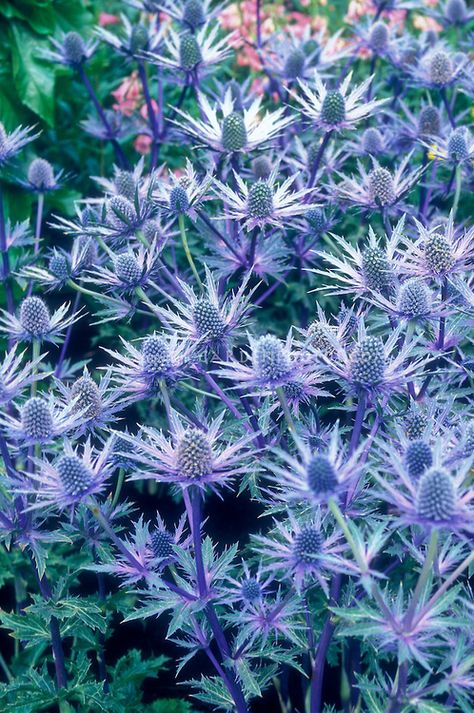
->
169;186;189;214
416;468;456;522
252;156;272;180
21;397;54;441
240;577;262;602
20;297;51;337
320;90;346;126
221;112;247;152
307;454;338;497
362;128;384;155
424;232;454;275
142;334;172;374
114;170;136;200
253;335;291;383
176;429;212;479
57;454;92;496
368;168;395;206
179;33;202;70
350;336;386;388
418;106;441;136
404;440;433;480
114;252;142;285
63;31;87;65
293;526;323;564
369;22;389;52
28;158;55;190
445;0;467;24
284;48;306;79
397;278;432;318
247;181;274;219
151;528;174;559
183;0;206;29
192;299;226;339
428;51;453;86
71;374;102;419
447;128;470;162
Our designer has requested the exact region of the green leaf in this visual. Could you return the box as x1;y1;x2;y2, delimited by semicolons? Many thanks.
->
9;21;56;126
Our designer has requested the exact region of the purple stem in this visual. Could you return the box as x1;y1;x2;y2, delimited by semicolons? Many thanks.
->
189;488;248;713
308;131;332;189
349;391;367;456
30;555;68;689
440;88;455;128
196;209;243;262
78;66;129;168
309;574;342;713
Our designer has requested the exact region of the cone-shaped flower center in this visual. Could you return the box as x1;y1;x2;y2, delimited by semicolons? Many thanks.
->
193;299;226;339
20;297;51;336
416;468;456;521
424;233;454;275
151;528;174;559
293;526;323;565
247;180;274;219
284;48;306;79
368;168;395;206
169;186;189;214
21;397;54;441
350;336;386;388
142;334;172;374
183;0;206;29
418;106;441;136
176;428;212;479
63;31;86;64
321;90;346;126
57;454;93;497
71;375;102;419
362;246;394;293
428;51;453;85
240;577;262;602
253;335;291;383
28;158;55;190
180;33;202;70
221;112;248;152
397;278;432;318
114;252;142;285
404;440;433;480
307;454;338;496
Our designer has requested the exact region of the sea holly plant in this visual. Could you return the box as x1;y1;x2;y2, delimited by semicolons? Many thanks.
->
0;1;473;712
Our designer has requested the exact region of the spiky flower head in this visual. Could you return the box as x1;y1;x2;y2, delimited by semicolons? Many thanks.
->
49;253;70;281
114;170;136;200
130;24;149;54
362;127;384;155
27;158;55;191
247;180;274;220
252;155;272;180
176;428;212;480
253;335;292;385
418;106;441;136
169;185;190;214
179;33;202;70
368;167;395;207
320;90;346;126
424;232;454;275
21;397;54;442
142;218;163;244
306;320;336;358
350;336;386;388
107;195;137;230
306;455;338;498
292;526;323;565
20;297;51;337
141;334;172;374
416;468;456;522
284;48;306;79
151;527;174;559
445;0;467;23
63;31;87;65
192;299;226;340
428;51;453;85
404;440;433;480
71;373;102;419
240;577;262;602
404;408;428;440
306;208;326;233
369;22;389;52
447;128;470;161
396;278;432;318
56;454;92;497
114;252;142;285
362;246;394;294
221;112;248;152
183;0;206;29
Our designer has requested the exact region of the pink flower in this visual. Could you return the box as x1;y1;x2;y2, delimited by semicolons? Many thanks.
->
99;13;120;27
134;134;152;155
112;72;142;117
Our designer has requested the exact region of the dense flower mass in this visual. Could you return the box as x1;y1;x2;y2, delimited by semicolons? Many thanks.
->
0;1;473;712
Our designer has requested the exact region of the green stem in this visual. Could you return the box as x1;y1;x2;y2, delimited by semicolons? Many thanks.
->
96;235;115;259
111;468;125;509
405;529;438;627
178;213;202;287
328;497;367;575
452;163;462;220
182;382;220;400
276;386;305;455
0;652;12;682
